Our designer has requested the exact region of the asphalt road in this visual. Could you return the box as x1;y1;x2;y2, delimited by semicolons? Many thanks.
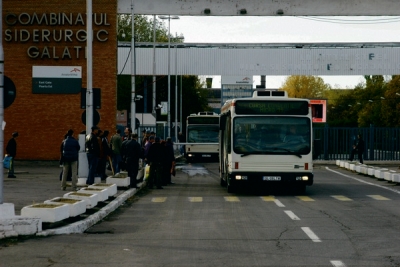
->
1;162;400;267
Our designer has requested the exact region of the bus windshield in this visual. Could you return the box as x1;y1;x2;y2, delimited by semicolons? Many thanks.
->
233;116;311;155
188;125;219;143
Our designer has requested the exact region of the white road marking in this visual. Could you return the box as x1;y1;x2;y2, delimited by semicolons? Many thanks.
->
151;197;167;203
274;199;285;207
330;260;347;267
284;210;300;220
367;195;390;200
188;197;203;202
224;196;240;202
326;167;400;195
331;195;352;201
301;227;321;242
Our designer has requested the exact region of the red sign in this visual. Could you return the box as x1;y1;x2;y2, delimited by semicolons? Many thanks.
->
310;99;327;123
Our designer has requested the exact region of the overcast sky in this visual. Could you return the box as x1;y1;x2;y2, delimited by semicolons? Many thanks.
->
163;16;400;89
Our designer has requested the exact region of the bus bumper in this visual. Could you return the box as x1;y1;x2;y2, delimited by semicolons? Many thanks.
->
227;172;314;187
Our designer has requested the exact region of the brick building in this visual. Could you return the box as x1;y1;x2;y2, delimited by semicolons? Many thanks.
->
3;0;117;160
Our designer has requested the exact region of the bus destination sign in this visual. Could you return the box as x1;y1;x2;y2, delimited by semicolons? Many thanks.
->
187;117;219;124
235;100;309;115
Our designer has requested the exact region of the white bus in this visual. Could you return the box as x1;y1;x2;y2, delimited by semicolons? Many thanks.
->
219;90;314;193
185;112;219;162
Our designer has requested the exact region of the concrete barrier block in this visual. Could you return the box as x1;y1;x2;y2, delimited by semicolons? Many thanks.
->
344;162;350;169
106;176;130;187
392;173;400;183
340;161;345;168
374;168;388;179
44;197;86;217
359;166;367;174
78;188;108;202
336;160;341;166
0;203;15;219
349;163;356;171
367;167;376;176
384;170;396;182
355;165;362;173
90;183;118;197
64;191;98;209
12;217;42;235
21;203;69;223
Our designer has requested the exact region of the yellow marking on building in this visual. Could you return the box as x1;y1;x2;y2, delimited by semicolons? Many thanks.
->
188;197;203;202
224;196;240;202
331;195;352;201
151;197;167;203
296;196;315;202
367;195;390;200
260;196;275;201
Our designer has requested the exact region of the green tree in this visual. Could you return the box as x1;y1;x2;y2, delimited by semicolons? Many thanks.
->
381;75;400;127
328;75;389;127
280;75;331;98
357;75;387;127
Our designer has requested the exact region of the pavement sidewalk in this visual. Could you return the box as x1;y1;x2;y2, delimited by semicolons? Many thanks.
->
1;160;117;216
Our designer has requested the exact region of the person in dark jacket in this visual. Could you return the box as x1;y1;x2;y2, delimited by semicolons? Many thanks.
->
61;129;80;191
146;137;166;189
59;133;72;182
97;130;112;180
85;125;100;185
121;133;142;188
6;132;18;178
349;134;365;164
163;137;176;185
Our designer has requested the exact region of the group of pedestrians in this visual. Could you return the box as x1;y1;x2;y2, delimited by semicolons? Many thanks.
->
8;126;176;191
143;134;176;189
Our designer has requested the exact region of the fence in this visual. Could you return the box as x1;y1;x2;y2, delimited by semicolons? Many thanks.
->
314;125;400;161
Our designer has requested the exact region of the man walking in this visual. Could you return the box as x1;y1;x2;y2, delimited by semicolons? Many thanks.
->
110;128;122;174
6;132;18;178
147;137;166;189
349;134;365;164
121;133;142;188
61;129;80;191
85;126;100;185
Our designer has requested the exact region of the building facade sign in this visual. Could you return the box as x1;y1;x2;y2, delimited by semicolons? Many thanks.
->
32;66;82;94
3;0;117;160
4;12;110;59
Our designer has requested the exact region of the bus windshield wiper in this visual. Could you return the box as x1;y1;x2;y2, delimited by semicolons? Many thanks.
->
272;147;302;158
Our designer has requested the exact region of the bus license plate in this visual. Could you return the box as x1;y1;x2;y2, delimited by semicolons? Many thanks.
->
263;176;281;181
202;154;211;157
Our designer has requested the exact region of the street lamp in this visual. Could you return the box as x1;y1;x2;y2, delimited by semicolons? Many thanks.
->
158;15;179;138
174;37;184;143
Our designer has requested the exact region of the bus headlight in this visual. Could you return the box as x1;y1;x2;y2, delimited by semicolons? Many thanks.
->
235;175;248;180
296;176;309;181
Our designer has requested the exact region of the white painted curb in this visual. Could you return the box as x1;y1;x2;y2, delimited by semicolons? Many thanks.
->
37;186;140;236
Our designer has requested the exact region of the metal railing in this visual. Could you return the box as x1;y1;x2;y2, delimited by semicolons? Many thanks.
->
314;125;400;161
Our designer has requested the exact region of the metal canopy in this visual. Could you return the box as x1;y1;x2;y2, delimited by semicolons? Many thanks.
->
118;42;400;76
118;0;400;16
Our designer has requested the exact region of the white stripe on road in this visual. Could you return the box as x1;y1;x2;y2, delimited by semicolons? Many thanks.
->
326;167;400;195
301;227;321;242
330;260;347;267
274;199;285;207
284;210;300;220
